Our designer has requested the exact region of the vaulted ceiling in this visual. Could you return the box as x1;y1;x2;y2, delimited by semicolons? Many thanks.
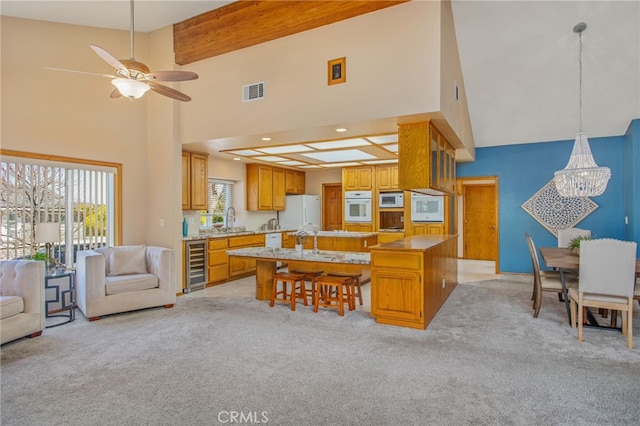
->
2;1;638;151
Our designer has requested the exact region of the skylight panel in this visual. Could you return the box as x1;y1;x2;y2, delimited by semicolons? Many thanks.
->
306;138;370;150
367;134;398;144
301;149;376;163
257;145;313;155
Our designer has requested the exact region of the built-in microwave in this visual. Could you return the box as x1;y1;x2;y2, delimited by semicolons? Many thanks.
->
411;193;444;222
379;192;404;208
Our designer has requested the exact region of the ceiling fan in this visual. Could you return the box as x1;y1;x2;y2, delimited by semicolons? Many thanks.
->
48;0;198;102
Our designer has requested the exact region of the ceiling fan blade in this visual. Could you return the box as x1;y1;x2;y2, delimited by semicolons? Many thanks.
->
148;81;192;102
90;44;128;73
110;88;123;98
145;71;199;82
45;67;115;79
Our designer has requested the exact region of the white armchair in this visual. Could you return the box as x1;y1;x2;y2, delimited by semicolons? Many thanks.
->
76;245;176;321
1;260;45;345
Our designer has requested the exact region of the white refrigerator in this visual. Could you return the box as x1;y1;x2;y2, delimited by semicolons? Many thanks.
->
279;195;321;230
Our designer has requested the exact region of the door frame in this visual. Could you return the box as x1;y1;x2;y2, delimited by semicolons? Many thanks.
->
456;176;499;273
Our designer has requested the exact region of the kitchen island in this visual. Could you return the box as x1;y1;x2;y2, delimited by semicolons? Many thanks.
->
226;247;370;300
369;234;458;329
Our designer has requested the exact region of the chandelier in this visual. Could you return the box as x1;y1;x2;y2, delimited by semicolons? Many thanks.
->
553;22;610;197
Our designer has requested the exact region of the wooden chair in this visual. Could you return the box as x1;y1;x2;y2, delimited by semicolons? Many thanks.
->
270;272;306;311
289;269;324;302
569;239;637;349
327;272;363;307
312;275;353;316
525;233;577;318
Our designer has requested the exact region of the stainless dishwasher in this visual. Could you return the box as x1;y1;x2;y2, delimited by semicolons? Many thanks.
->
184;239;208;292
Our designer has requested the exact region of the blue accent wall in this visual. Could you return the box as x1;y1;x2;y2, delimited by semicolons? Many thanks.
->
457;120;638;273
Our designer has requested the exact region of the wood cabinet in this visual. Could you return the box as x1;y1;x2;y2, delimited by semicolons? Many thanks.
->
377;232;405;244
370;235;457;329
228;234;265;277
376;165;399;190
398;121;455;195
246;164;286;211
344;223;373;232
182;151;209;210
285;169;305;194
408;223;445;236
342;166;374;191
207;238;229;284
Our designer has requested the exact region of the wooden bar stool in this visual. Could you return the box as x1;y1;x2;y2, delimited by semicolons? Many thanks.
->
290;269;324;301
327;272;363;307
270;272;306;311
313;275;353;316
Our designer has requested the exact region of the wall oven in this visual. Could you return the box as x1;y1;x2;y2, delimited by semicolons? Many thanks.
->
344;191;372;222
411;193;444;222
184;239;208;293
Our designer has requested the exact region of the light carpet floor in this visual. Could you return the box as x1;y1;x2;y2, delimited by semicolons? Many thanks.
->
2;277;639;425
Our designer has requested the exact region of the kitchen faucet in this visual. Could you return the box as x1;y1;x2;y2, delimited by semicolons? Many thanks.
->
225;207;236;231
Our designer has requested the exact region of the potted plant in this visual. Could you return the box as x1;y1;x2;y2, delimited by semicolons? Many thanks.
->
568;235;592;255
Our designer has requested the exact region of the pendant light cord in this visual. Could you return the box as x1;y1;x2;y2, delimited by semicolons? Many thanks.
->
578;30;583;133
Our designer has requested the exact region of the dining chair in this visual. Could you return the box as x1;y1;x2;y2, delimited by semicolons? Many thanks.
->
557;228;591;248
568;239;637;349
525;233;577;318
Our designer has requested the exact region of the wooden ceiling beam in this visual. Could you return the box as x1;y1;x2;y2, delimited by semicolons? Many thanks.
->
173;0;410;65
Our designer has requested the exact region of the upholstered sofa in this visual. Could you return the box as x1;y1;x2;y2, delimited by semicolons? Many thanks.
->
1;260;46;345
75;245;175;320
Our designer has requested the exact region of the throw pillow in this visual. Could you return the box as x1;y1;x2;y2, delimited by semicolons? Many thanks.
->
109;245;147;276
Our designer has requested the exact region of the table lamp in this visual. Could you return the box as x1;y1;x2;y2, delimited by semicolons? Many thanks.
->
35;222;61;270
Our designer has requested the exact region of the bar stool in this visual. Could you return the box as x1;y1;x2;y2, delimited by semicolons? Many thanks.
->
290;269;324;301
327;272;363;307
270;272;306;311
313;275;353;316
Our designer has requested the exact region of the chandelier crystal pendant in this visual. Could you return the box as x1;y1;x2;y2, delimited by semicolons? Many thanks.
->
553;22;611;198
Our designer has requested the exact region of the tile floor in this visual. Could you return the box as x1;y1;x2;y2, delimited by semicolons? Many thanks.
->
183;259;504;314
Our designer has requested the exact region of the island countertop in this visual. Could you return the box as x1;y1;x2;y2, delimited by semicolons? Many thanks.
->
226;247;370;265
285;230;378;238
370;234;457;251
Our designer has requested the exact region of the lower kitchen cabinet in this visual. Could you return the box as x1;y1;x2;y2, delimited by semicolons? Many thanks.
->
409;223;444;236
208;238;229;284
228;234;265;278
344;223;373;232
377;232;405;244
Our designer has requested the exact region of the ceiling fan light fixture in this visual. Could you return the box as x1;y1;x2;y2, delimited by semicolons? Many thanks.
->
112;78;150;99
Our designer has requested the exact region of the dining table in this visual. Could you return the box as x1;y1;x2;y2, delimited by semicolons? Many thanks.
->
539;246;640;325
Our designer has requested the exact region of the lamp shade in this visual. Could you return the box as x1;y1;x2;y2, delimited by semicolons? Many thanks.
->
35;222;61;243
112;78;150;99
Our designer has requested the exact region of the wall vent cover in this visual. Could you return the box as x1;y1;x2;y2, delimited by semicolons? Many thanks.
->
242;82;265;102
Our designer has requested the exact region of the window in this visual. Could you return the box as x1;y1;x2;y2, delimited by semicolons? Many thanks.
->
202;179;232;227
1;153;120;266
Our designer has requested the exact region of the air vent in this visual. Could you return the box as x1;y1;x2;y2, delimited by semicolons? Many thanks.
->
242;82;265;102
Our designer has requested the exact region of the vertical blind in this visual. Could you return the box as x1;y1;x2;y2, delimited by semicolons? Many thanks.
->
1;157;116;265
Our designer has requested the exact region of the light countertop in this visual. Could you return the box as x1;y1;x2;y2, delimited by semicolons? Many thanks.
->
370;234;457;251
226;247;370;265
284;230;378;238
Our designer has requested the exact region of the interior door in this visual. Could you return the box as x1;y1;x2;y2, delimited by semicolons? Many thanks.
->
462;182;498;261
323;183;343;231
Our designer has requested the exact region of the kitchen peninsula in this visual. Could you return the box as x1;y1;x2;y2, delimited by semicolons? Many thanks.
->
228;234;458;330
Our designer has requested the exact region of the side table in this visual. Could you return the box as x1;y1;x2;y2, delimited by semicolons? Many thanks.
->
45;269;76;328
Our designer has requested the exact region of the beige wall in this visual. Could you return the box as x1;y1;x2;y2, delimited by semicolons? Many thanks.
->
179;1;443;144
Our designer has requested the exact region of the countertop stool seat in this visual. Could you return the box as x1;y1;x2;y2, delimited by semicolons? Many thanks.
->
327;272;363;307
290;269;324;301
270;272;306;311
313;275;353;316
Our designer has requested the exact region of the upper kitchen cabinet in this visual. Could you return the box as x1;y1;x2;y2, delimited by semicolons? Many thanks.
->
342;166;374;191
246;164;286;211
285;169;306;194
182;151;209;210
398;121;455;195
376;165;399;190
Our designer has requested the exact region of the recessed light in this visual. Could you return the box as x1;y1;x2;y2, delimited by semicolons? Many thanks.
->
261;137;271;141
233;157;241;161
335;128;348;133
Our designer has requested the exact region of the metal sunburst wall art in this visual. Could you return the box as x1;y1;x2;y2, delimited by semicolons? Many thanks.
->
521;179;598;237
